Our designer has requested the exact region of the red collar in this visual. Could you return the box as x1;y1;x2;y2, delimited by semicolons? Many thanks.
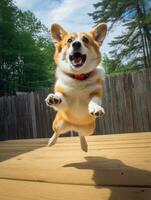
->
66;71;93;81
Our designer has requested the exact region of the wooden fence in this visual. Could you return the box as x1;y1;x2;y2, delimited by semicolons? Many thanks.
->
0;69;151;140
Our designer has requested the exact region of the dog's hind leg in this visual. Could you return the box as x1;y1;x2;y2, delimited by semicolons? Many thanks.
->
76;123;95;152
48;132;59;146
48;113;71;147
80;136;88;152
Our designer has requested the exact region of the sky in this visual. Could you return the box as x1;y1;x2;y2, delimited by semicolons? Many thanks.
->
13;0;124;56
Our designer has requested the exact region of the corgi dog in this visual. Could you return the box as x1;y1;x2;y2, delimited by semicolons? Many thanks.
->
45;23;107;152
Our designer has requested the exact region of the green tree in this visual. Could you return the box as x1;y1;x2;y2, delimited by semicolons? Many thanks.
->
102;54;120;74
0;0;55;95
15;10;55;92
90;0;151;73
0;0;18;94
102;54;135;75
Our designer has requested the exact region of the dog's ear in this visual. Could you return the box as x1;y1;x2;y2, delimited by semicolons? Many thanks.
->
50;23;67;44
91;23;107;45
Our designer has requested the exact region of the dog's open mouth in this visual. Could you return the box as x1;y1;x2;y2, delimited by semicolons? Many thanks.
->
69;52;86;67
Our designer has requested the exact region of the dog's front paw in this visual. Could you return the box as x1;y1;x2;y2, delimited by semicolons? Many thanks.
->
45;93;62;107
88;102;105;117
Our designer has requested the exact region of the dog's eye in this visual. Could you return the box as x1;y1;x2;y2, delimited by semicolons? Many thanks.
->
67;38;72;43
82;36;89;43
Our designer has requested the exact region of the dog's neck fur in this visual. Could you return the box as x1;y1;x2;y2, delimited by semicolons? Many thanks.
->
56;66;104;91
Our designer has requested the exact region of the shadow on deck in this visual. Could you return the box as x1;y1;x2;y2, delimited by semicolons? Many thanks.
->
64;156;151;200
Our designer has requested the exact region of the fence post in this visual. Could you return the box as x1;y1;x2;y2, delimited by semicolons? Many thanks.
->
29;92;37;138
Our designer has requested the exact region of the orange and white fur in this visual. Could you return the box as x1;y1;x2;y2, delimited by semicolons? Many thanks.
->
45;23;107;152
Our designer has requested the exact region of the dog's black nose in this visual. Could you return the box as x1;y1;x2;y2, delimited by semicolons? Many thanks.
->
72;41;81;50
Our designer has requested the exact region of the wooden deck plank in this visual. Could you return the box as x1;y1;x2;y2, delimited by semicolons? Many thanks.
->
0;132;151;143
0;138;151;149
1;132;151;144
0;179;151;200
0;133;151;187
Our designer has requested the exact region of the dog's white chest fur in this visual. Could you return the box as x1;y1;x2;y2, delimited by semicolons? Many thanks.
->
55;67;104;119
66;90;90;119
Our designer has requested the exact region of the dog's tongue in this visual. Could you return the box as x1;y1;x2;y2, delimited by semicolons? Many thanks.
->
73;53;82;65
73;57;82;64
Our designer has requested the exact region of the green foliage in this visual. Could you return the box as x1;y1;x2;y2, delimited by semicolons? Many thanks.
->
0;0;55;95
102;54;121;74
102;54;139;75
90;0;151;74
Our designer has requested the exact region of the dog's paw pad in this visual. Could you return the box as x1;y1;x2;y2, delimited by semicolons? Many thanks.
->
45;94;62;106
89;104;105;118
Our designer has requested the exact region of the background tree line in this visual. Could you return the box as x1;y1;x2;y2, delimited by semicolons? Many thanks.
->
0;0;150;96
0;0;55;96
90;0;151;74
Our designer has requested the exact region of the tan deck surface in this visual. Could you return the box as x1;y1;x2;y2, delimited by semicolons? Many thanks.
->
0;132;151;200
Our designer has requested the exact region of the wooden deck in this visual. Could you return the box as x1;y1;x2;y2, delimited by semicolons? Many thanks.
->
0;132;151;200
